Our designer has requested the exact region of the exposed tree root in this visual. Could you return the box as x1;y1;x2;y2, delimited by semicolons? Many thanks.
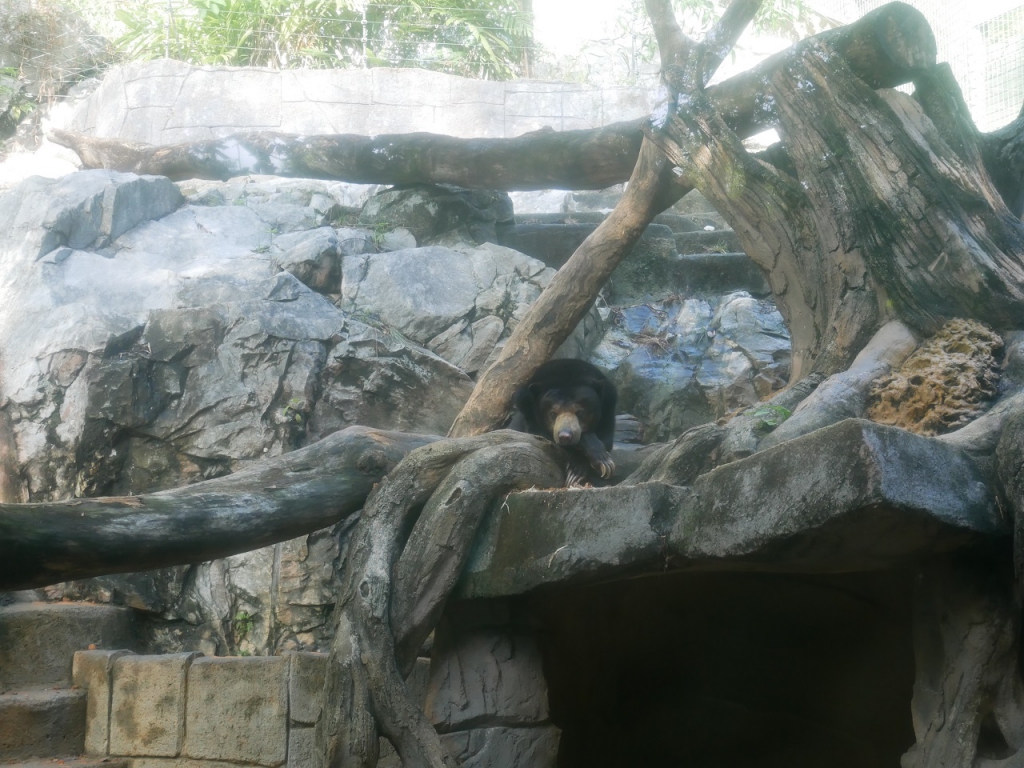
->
316;431;563;767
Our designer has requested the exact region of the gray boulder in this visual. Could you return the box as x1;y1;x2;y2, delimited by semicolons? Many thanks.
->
340;241;604;374
358;184;514;245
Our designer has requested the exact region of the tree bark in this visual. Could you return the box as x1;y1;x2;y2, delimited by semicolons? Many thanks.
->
649;41;1024;380
0;426;437;591
50;3;938;191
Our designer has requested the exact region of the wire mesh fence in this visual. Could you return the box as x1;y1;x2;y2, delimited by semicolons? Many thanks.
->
3;0;1023;130
809;0;1024;130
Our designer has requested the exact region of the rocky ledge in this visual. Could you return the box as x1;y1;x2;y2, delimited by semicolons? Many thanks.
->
457;418;1006;599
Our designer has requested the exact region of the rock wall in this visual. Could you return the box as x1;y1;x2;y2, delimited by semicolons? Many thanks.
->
51;60;657;145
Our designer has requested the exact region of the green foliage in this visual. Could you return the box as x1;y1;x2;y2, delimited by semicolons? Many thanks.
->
281;397;306;425
233;609;254;640
556;0;832;86
0;67;36;137
674;0;833;41
750;403;791;433
113;0;534;79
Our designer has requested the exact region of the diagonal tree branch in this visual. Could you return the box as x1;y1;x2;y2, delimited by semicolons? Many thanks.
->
644;0;764;94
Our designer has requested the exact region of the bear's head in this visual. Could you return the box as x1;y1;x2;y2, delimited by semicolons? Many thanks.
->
530;384;603;446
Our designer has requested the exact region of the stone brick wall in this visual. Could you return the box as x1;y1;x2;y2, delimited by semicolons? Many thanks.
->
51;60;657;145
73;608;559;768
74;649;332;767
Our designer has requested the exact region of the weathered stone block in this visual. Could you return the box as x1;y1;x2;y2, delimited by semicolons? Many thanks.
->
73;648;134;755
287;726;318;768
440;725;560;768
365;104;441;135
125;74;188;109
440;102;506;138
285;68;372;104
109;652;200;757
602;86;655;123
184;655;288;767
371;67;452;107
119;107;173;145
425;630;550;730
286;651;325;725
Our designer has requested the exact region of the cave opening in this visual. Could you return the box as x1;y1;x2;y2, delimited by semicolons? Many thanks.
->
526;569;917;767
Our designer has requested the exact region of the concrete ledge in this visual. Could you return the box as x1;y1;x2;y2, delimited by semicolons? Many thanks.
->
457;419;1004;598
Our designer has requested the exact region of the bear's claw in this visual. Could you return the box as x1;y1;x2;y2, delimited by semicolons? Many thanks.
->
593;457;615;479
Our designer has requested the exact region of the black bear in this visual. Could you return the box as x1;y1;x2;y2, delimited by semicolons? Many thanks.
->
508;359;617;486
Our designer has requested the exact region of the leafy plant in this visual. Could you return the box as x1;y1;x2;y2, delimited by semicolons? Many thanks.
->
233;609;254;640
281;397;306;425
0;67;36;138
370;221;390;250
750;403;791;433
113;0;534;79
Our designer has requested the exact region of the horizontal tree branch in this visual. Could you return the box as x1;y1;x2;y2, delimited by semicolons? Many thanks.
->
0;426;438;591
52;2;935;190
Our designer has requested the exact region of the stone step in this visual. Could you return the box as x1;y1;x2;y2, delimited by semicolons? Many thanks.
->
674;253;770;297
0;603;136;691
511;211;726;234
495;222;676;273
675;229;742;255
0;758;129;767
0;689;86;762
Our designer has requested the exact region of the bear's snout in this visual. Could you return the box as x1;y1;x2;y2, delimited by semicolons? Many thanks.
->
553;412;581;445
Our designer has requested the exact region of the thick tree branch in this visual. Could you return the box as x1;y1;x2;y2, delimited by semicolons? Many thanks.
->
51;3;937;191
0;426;437;591
645;0;763;94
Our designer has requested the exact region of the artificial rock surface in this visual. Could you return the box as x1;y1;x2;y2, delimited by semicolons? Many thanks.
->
0;170;478;653
0;167;794;655
457;419;1004;599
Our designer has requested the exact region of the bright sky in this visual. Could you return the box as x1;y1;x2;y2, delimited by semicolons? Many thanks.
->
533;0;623;57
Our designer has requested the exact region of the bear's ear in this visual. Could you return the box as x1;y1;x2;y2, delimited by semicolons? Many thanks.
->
528;382;545;400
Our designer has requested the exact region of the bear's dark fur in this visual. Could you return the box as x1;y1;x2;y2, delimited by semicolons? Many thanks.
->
508;359;617;485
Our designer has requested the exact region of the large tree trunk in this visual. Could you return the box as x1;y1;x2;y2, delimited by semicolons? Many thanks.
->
648;43;1024;381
